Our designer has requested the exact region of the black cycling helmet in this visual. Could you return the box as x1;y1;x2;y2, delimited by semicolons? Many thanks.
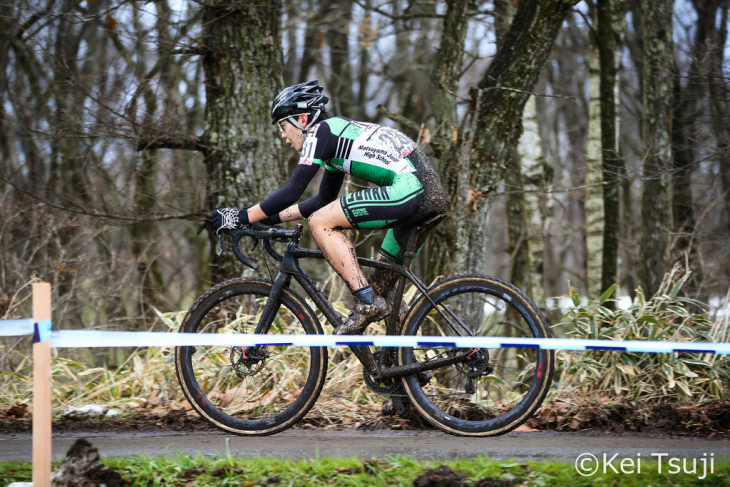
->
271;80;329;132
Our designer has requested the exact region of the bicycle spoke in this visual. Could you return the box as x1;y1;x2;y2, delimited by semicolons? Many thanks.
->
403;277;553;435
177;279;326;434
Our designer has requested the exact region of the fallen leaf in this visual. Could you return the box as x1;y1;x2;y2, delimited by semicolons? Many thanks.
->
466;189;484;212
5;403;28;418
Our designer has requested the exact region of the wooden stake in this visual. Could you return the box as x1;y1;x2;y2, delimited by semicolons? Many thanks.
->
32;282;52;487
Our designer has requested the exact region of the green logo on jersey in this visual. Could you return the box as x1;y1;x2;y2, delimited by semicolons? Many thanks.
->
353;208;369;217
297;102;308;108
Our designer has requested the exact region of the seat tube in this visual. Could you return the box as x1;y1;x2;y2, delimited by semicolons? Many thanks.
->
385;226;421;336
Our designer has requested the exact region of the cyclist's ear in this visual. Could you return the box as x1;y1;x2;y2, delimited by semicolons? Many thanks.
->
298;113;309;129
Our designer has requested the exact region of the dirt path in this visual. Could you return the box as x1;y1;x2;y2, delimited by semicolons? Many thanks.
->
1;429;728;462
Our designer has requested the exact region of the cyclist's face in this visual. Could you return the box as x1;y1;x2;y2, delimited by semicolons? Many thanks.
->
279;114;307;152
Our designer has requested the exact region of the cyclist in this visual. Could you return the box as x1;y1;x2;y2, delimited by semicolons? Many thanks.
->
213;80;447;337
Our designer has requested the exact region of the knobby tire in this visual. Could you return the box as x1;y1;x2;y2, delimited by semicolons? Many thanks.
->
175;278;328;436
398;274;554;436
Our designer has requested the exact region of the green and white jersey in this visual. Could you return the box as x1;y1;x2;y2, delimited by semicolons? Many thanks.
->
300;117;419;186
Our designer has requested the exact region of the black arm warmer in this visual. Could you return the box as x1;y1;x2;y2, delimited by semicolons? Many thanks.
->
259;163;320;217
298;168;345;218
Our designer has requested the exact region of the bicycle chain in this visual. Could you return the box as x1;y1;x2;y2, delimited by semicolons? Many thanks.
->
411;346;490;397
364;346;492;398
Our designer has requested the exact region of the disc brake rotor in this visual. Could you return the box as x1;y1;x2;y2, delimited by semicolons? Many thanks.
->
230;346;268;377
456;348;493;378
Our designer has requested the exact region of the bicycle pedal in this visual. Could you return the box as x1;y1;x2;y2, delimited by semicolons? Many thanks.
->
381;401;396;416
391;396;411;416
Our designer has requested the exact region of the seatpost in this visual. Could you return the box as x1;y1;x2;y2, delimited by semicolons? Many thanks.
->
384;226;422;337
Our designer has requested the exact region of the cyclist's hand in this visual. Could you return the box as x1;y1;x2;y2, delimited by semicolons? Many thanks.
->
213;207;247;235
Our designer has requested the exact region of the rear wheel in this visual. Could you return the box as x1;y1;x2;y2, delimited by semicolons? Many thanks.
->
399;275;554;436
175;278;327;435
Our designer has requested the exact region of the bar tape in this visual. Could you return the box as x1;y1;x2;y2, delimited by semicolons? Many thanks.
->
46;330;730;354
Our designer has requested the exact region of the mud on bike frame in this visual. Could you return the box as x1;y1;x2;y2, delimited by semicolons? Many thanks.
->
220;217;475;383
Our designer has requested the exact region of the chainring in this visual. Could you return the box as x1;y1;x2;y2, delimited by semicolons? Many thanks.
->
363;350;405;395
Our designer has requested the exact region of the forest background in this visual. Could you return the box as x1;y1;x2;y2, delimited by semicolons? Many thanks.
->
1;0;729;367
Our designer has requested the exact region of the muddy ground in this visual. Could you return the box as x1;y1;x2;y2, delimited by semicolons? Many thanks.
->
2;400;729;438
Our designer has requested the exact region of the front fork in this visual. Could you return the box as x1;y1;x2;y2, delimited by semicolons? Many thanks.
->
242;270;291;360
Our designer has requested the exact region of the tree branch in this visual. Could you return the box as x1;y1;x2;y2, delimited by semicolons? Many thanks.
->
1;177;207;224
375;104;421;132
170;47;208;56
135;136;208;152
352;0;444;20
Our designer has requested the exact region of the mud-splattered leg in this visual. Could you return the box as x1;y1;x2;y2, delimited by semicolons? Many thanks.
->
308;200;369;292
367;255;409;333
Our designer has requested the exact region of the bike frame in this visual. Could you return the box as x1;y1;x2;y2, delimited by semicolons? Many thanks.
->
231;220;474;382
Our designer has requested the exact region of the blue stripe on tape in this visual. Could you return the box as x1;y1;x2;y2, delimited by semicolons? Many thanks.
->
40;330;730;355
417;341;456;347
0;319;34;336
33;319;52;343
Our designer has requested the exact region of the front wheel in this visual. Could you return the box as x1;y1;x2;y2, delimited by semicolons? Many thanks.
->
175;278;327;435
398;275;554;436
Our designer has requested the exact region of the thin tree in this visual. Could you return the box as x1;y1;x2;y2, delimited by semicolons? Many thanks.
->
463;0;581;277
640;0;674;296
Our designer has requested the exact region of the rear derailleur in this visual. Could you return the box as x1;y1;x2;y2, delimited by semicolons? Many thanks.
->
454;348;493;394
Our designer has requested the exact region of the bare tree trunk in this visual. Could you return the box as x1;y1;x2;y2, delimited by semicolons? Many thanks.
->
597;0;627;300
426;0;474;280
130;0;177;316
465;0;579;276
585;37;604;299
701;0;730;226
356;0;373;118
493;0;546;303
519;96;548;307
283;0;299;85
202;0;284;280
323;0;355;118
670;0;724;297
298;5;324;83
640;0;674;296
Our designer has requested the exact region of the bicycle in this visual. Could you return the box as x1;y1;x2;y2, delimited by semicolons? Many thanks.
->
175;216;554;436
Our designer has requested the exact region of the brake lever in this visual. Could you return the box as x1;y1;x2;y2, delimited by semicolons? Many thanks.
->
249;237;259;252
218;235;226;256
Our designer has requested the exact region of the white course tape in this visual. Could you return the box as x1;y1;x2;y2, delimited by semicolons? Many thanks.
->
47;330;730;354
0;319;34;336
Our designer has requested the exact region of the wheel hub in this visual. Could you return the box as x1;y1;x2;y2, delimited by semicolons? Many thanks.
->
456;348;493;378
230;346;269;377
